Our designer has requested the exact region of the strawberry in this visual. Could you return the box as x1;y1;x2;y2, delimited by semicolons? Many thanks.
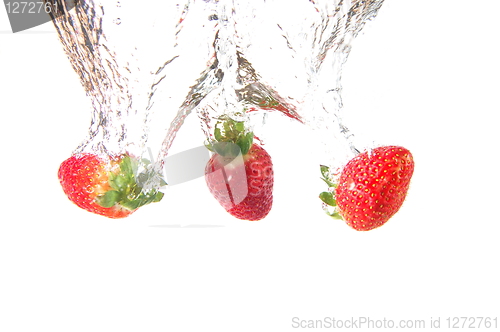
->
205;117;273;221
320;146;414;231
58;152;164;219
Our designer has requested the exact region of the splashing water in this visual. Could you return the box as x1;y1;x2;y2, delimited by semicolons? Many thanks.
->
49;0;384;193
181;0;385;173
48;0;216;187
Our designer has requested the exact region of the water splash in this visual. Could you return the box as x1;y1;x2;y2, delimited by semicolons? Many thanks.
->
48;0;385;193
178;0;385;172
48;0;213;185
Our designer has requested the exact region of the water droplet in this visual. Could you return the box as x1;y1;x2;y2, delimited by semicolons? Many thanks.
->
114;18;121;25
116;1;121;7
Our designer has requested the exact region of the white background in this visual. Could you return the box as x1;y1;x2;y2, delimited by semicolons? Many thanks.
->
1;1;499;331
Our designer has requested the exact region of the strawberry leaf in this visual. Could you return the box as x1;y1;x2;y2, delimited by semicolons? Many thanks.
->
130;157;139;175
153;191;164;202
108;172;119;190
95;153;166;213
96;190;121;208
204;141;215;152
320;165;329;177
210;117;254;156
320;165;336;188
244;132;254;154
214;127;223;142
120;155;133;174
319;191;337;207
121;198;141;210
113;174;128;191
120;189;164;210
223;121;231;136
236;134;250;156
235;121;244;132
326;211;343;220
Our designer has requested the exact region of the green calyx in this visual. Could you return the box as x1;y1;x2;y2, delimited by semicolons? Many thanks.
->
95;155;165;211
205;116;254;157
319;165;343;220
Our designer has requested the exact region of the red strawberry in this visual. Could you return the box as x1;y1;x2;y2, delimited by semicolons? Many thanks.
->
205;117;273;221
58;152;164;219
320;146;414;231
